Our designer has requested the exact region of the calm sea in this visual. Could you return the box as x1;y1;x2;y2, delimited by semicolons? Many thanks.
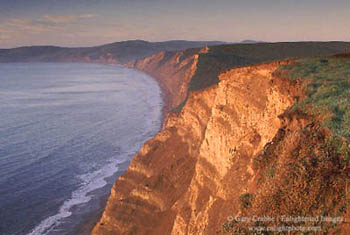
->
0;63;162;235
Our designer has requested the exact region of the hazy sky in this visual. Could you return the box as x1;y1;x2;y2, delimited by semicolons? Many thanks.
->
0;0;349;48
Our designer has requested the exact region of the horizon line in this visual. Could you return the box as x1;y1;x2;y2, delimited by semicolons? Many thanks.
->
1;39;350;50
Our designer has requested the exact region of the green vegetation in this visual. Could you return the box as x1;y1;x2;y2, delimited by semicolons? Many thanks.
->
223;55;350;233
276;57;350;139
242;123;349;232
189;41;350;91
239;193;255;210
265;165;276;178
246;56;350;230
188;51;254;91
173;41;350;112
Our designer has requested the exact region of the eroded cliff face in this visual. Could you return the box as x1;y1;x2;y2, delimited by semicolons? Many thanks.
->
126;48;208;116
92;60;300;234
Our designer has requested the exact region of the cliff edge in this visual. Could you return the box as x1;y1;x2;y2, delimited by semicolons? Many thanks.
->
92;47;350;234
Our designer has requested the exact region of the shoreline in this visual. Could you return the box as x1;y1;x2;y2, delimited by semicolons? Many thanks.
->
73;158;132;235
123;62;172;127
74;63;168;234
0;61;169;235
73;194;109;235
0;61;166;235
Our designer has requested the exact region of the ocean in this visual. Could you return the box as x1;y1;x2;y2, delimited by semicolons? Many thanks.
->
0;63;162;234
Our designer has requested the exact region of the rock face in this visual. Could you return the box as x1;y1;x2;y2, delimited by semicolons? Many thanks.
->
92;47;350;234
126;48;208;117
3;42;350;234
92;57;299;234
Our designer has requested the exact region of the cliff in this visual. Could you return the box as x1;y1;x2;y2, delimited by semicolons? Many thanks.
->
126;42;350;121
91;60;296;234
92;47;350;234
126;47;208;117
2;41;350;234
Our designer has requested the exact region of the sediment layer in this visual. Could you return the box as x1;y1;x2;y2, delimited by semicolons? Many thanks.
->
92;58;301;234
92;46;350;234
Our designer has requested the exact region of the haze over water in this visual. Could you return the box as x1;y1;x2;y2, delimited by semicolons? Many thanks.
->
0;63;162;234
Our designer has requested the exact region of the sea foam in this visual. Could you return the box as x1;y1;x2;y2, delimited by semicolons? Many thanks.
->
28;158;123;235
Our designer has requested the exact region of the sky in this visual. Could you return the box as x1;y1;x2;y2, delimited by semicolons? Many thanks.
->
0;0;349;48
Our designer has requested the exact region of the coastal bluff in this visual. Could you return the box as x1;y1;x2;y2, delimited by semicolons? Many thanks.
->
4;41;349;234
92;60;296;234
92;43;350;234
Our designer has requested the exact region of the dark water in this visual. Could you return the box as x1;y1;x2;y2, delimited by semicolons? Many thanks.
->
0;63;162;235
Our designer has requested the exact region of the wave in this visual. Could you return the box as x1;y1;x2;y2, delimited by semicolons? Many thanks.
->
0;63;163;235
27;158;124;235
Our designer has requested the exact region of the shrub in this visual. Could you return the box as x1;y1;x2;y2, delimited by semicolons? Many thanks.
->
239;193;254;210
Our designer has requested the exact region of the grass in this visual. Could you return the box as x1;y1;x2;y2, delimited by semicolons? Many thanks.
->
189;42;350;92
228;56;350;233
173;42;350;112
276;57;350;139
244;122;349;232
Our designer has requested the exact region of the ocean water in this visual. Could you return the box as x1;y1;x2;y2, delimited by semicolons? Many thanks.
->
0;63;162;235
